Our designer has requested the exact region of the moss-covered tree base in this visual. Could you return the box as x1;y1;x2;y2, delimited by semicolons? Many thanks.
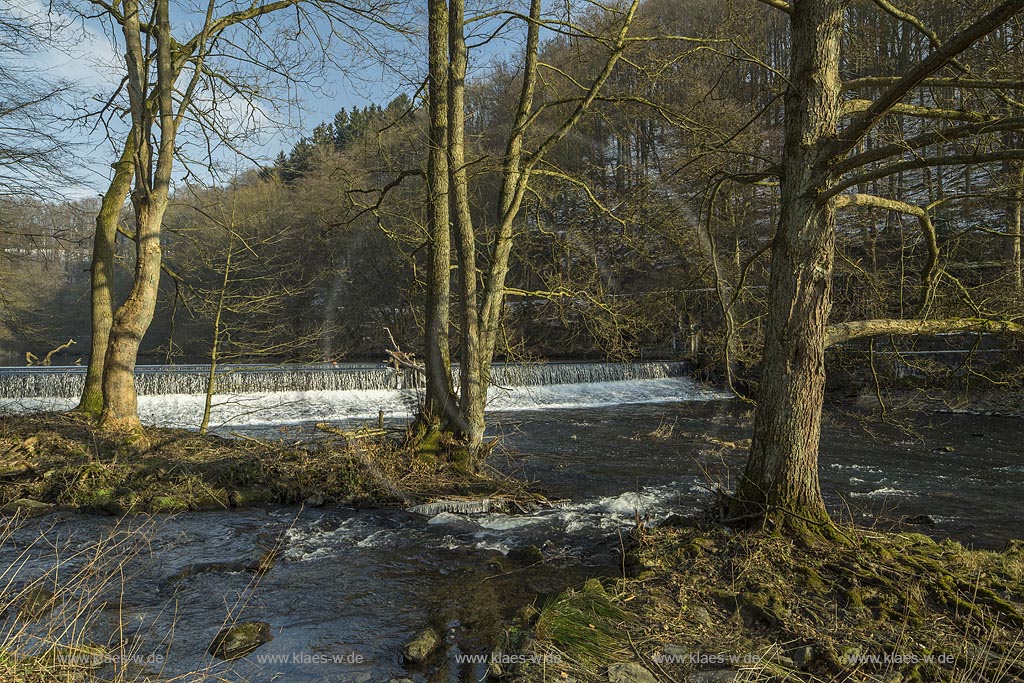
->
500;524;1024;683
408;417;487;477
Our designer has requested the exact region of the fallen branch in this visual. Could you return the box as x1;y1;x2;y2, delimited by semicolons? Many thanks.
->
315;423;386;444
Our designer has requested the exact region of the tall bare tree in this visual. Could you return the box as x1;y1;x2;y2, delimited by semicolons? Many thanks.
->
732;0;1024;533
422;0;642;456
81;0;395;429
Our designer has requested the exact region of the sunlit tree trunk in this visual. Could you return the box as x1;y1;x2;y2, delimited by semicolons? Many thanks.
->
100;0;175;430
421;0;636;457
735;0;844;530
735;0;1024;532
77;138;134;417
447;0;485;450
423;0;465;435
1010;163;1023;292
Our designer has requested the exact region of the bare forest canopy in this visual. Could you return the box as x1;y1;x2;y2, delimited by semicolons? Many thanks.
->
1;0;1022;398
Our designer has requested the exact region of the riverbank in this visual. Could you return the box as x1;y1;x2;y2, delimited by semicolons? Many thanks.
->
497;521;1024;683
0;412;527;516
846;386;1024;418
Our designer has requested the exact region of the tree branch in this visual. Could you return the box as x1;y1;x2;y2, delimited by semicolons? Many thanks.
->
826;317;1024;347
832;0;1024;157
750;0;793;15
826;149;1024;200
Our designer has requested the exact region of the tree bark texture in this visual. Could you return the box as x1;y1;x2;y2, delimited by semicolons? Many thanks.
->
77;137;134;417
736;0;845;529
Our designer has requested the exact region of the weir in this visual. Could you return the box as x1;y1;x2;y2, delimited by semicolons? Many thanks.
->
0;361;689;399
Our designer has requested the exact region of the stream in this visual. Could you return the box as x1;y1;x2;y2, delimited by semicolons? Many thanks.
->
1;369;1022;682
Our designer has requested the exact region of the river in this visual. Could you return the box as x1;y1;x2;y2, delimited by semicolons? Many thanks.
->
1;366;1021;682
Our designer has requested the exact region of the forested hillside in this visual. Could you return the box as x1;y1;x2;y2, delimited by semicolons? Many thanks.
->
2;0;1021;395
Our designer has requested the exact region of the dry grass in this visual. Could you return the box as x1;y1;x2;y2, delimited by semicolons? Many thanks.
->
0;412;534;515
502;524;1024;683
0;509;299;683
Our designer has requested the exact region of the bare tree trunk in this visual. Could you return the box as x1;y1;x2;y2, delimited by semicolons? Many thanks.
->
100;197;167;430
100;0;175;431
447;0;484;450
77;138;134;417
200;238;232;435
735;0;844;532
420;0;635;457
423;0;464;434
1010;163;1023;292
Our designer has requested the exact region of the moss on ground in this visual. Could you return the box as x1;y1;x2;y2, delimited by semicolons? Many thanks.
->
500;523;1024;683
0;412;526;515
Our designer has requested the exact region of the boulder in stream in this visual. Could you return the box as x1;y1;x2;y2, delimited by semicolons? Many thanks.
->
2;498;53;518
209;621;273;660
402;626;440;663
607;661;657;683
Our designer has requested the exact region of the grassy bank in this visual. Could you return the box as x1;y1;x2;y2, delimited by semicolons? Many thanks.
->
0;412;526;515
498;522;1024;683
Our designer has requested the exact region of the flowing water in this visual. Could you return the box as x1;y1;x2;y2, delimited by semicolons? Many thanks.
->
1;365;1022;682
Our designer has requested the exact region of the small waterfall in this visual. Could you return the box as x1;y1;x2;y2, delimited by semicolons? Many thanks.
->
487;361;683;387
0;361;689;399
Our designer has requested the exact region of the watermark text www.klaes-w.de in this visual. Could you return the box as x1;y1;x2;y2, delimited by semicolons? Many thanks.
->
845;652;955;665
653;651;956;666
54;653;165;666
653;652;762;666
454;652;562;666
256;651;366;665
253;651;561;666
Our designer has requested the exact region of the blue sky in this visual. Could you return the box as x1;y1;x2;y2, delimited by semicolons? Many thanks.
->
16;0;420;196
16;0;530;198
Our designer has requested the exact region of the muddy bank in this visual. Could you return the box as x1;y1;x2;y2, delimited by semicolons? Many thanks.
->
0;412;525;516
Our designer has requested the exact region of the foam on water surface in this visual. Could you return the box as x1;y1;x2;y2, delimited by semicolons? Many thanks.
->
1;377;729;429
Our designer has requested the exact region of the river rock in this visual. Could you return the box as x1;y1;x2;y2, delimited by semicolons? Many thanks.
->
687;605;714;627
2;498;53;518
246;548;279;575
661;644;687;658
18;586;55;620
148;495;188;513
607;662;657;683
2;497;54;518
209;621;273;660
790;645;815;669
507;544;544;565
402;626;440;663
302;493;326;507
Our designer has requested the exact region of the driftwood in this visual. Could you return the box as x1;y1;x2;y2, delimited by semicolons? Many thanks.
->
315;423;386;444
408;498;504;516
383;327;423;372
25;339;76;366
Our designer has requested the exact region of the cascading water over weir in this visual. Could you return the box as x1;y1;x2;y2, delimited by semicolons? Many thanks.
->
0;361;728;430
0;361;687;398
